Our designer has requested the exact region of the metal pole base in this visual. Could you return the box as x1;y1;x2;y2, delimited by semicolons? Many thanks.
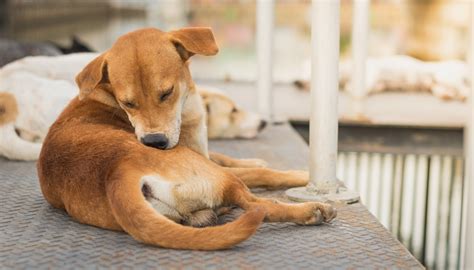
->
286;185;360;204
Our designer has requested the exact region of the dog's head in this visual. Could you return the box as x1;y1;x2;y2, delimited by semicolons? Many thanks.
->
199;88;266;139
75;27;218;149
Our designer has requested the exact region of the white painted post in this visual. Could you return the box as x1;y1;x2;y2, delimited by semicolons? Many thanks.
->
309;0;340;191
350;0;370;119
256;0;274;122
461;2;474;269
286;0;359;203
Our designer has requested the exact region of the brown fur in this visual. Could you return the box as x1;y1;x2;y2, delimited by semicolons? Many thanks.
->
37;28;336;251
0;92;18;125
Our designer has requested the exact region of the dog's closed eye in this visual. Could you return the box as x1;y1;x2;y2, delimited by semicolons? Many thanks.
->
160;87;174;102
123;101;137;109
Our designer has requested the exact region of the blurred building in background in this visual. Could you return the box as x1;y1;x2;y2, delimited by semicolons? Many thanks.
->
1;0;470;82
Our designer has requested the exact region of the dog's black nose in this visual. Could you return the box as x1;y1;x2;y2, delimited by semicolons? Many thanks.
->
141;133;169;149
258;120;267;132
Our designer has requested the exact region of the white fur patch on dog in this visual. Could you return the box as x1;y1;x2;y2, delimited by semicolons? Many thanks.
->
141;175;177;206
140;173;222;222
140;175;182;221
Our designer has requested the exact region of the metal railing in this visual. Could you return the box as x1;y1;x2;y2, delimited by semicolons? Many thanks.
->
338;151;464;269
285;0;359;203
256;0;473;268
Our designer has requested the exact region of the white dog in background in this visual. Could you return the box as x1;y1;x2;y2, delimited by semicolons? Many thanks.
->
0;53;265;161
296;55;470;101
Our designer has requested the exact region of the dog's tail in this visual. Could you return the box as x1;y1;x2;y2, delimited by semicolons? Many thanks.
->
107;175;265;250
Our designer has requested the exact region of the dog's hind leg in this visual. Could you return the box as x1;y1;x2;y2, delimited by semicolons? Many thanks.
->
0;123;42;160
226;180;336;225
223;167;309;189
209;152;268;168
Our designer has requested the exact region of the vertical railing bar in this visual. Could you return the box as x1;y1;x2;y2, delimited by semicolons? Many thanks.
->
412;155;428;261
379;153;394;229
358;153;369;204
368;153;381;217
448;158;463;269
355;152;361;191
309;0;340;189
436;156;454;270
446;157;455;270
350;0;370;118
256;0;274;122
461;2;474;269
425;155;442;269
400;154;416;249
390;154;403;236
286;0;358;203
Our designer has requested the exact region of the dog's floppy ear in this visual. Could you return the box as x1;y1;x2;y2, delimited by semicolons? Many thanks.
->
75;53;109;99
168;27;219;61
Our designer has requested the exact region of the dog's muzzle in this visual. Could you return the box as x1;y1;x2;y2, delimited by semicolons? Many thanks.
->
141;133;169;150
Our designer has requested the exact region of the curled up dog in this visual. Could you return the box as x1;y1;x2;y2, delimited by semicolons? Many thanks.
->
36;27;336;250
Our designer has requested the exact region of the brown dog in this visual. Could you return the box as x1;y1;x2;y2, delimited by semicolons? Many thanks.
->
37;27;336;250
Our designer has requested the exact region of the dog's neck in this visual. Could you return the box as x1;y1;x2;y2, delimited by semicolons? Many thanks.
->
179;91;209;158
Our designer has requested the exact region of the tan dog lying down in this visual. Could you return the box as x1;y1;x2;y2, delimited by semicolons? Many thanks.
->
37;28;336;250
0;54;265;161
200;86;266;139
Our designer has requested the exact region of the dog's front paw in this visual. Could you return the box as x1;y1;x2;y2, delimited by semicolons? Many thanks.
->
299;202;337;225
237;158;268;168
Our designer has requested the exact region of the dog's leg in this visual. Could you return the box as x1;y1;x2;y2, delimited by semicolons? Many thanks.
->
223;167;308;189
0;123;42;160
226;181;336;225
209;152;268;168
